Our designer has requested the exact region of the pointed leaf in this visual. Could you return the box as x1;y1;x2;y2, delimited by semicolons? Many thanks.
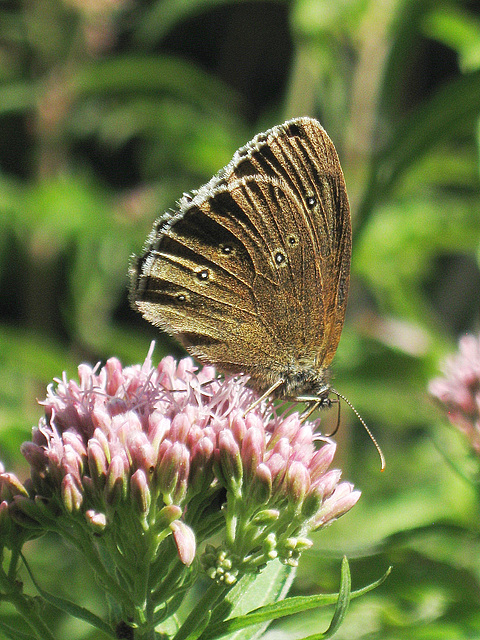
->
201;563;391;640
299;556;351;640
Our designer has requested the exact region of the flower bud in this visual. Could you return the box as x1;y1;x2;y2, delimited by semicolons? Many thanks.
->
147;413;170;452
88;439;108;492
252;509;279;525
229;413;247;444
156;504;182;529
61;474;83;513
217;429;242;492
0;501;12;539
20;442;48;473
286;461;310;506
91;428;111;462
170;520;196;566
0;473;29;502
263;532;277;560
105;455;126;506
131;469;151;516
309;442;336;482
176;357;195;380
105;357;124;396
313;483;361;529
156;355;177;386
301;486;323;519
280;536;313;567
241;426;265;479
157;442;189;504
313;469;342;500
291;426;315;461
62;431;87;460
248;463;272;504
91;406;112;432
265;453;287;493
268;415;299;448
128;432;155;477
62;444;83;484
189;437;214;494
169;413;191;443
85;509;107;532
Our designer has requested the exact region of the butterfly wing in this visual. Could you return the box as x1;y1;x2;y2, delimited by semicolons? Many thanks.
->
226;118;351;373
130;117;351;395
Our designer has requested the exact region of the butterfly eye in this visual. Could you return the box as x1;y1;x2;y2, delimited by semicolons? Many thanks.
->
275;251;286;265
306;196;317;208
197;269;209;281
288;235;297;246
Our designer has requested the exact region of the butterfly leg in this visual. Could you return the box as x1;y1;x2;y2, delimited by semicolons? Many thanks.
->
243;378;285;416
299;397;337;423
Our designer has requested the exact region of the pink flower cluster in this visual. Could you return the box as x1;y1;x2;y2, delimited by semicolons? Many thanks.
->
6;344;359;575
429;334;480;453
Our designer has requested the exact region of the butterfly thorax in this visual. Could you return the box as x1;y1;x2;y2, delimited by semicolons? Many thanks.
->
250;363;331;402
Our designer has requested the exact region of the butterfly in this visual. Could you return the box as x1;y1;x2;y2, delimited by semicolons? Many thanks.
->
129;117;351;417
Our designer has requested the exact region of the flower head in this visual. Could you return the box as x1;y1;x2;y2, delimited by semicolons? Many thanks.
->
429;333;480;453
15;343;359;590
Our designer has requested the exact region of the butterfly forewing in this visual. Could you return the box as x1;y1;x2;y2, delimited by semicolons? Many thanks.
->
130;117;351;398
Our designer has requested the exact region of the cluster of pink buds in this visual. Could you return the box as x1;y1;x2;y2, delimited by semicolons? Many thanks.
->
429;333;480;454
0;344;360;623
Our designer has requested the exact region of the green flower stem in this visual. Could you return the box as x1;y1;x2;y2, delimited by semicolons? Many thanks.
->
225;493;240;547
7;546;21;580
0;566;56;640
133;552;154;629
149;555;184;599
172;579;230;640
132;624;156;640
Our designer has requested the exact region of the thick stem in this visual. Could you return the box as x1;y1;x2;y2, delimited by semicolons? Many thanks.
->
171;580;230;640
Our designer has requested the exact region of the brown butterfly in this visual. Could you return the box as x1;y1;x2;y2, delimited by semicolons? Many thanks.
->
129;117;351;417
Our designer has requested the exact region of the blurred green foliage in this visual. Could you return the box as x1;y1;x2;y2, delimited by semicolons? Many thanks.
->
1;0;480;638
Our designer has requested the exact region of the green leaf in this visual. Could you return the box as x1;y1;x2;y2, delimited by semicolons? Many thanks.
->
201;561;391;640
209;561;296;640
318;556;352;640
375;0;429;123
423;6;480;72
0;619;38;640
357;67;480;231
69;55;242;115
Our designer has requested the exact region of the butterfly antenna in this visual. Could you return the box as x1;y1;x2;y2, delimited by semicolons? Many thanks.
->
330;388;386;471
